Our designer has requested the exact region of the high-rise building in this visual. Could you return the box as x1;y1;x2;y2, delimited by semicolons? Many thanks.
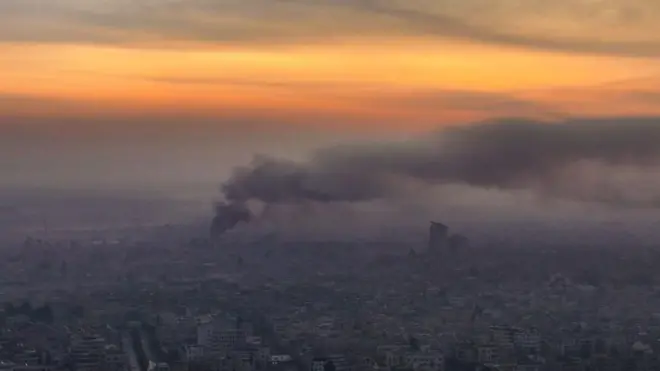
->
428;222;449;253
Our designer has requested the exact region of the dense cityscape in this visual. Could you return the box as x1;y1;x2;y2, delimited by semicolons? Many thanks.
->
2;215;660;371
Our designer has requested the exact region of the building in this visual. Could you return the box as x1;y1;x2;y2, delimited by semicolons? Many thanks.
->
490;326;519;349
514;329;541;354
104;346;127;371
404;352;445;371
311;355;349;371
147;361;170;371
181;345;206;363
477;345;498;365
69;334;106;371
197;317;246;354
428;222;449;254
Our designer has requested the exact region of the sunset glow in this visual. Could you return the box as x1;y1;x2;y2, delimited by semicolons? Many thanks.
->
2;0;660;188
2;0;660;133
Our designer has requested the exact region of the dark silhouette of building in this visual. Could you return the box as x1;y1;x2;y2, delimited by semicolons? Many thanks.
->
428;221;449;253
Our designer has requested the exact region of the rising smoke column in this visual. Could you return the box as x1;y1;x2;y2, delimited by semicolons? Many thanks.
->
212;117;660;235
210;201;251;239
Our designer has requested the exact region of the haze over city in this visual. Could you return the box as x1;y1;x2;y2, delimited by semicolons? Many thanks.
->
2;2;660;371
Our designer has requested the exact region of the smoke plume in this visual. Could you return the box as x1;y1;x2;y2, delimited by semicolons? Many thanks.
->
211;117;660;237
211;201;251;238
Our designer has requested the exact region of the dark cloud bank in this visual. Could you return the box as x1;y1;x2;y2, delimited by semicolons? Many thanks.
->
212;116;660;237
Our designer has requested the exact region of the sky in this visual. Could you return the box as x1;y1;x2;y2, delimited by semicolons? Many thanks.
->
1;0;660;192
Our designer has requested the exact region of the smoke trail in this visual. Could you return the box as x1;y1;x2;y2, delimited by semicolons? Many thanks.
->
212;117;660;236
210;201;251;239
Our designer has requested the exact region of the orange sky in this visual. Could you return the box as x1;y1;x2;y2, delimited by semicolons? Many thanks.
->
1;0;660;190
1;0;660;133
2;41;660;132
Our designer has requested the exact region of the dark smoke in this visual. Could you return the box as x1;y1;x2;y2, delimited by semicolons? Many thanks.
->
212;117;660;235
210;201;251;239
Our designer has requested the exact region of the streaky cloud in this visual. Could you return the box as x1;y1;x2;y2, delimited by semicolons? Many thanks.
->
1;0;659;57
346;0;660;57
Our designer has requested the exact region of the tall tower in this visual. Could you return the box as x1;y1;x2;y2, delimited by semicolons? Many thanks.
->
428;221;449;253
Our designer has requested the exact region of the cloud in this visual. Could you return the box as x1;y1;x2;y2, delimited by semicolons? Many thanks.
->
347;0;660;57
133;75;564;118
515;75;660;117
1;0;659;57
374;90;567;119
0;94;86;120
0;93;66;107
623;91;660;104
